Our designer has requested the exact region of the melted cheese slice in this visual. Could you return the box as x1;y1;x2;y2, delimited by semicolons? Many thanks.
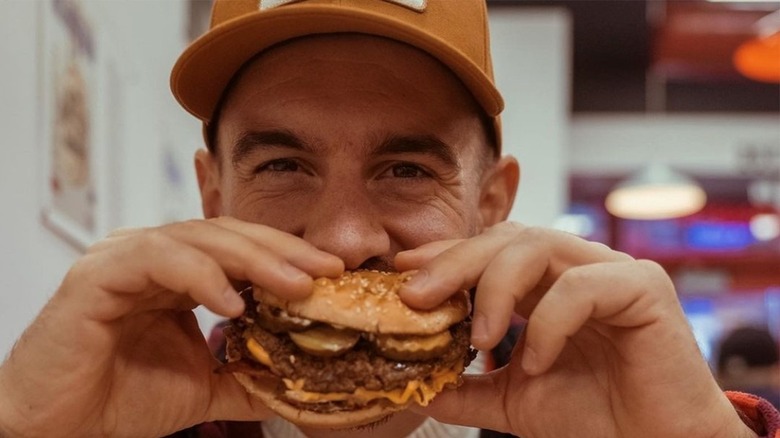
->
247;338;274;368
283;366;462;407
246;338;463;407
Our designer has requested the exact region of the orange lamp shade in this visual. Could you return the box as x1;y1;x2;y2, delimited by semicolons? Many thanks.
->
733;32;780;83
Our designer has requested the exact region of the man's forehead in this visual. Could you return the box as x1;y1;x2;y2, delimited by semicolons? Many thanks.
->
211;34;490;159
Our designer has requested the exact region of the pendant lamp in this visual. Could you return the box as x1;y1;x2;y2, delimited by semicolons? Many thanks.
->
605;163;707;220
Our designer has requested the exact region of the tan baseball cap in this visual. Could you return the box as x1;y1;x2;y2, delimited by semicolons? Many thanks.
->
170;0;504;149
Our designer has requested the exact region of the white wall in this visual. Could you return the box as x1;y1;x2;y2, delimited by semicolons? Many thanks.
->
489;7;572;227
0;0;83;358
0;0;202;357
571;114;780;176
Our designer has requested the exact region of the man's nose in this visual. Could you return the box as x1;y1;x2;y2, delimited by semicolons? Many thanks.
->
301;184;391;270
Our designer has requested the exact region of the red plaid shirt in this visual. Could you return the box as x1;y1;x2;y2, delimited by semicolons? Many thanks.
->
728;391;780;438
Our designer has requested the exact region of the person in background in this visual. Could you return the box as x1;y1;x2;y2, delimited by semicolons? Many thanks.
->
0;0;778;437
717;326;780;408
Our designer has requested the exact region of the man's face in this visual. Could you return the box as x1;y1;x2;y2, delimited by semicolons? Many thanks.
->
204;35;498;271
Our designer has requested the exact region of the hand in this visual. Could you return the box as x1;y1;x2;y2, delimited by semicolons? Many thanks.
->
0;217;343;438
396;222;756;438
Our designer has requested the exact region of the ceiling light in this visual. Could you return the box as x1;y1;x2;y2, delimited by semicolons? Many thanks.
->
605;163;708;220
750;213;780;241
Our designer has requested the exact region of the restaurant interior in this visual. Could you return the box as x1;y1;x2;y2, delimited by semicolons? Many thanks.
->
0;0;777;407
521;0;780;398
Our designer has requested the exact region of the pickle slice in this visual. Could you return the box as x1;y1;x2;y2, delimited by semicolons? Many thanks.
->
288;326;360;357
372;330;453;361
256;304;313;333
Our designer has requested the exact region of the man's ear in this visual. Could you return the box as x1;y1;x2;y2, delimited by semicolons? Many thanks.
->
479;155;520;227
194;149;222;218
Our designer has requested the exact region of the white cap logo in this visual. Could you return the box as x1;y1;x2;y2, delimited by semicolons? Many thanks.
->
260;0;426;13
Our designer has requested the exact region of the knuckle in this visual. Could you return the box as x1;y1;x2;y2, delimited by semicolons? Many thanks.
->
484;221;534;242
159;219;209;241
612;249;635;262
105;226;140;239
63;255;96;285
635;259;675;291
636;259;667;279
507;226;550;254
85;238;111;255
133;229;173;254
173;218;204;233
586;240;633;260
515;225;546;242
210;215;235;227
208;216;225;226
491;221;526;237
59;254;104;299
557;264;591;288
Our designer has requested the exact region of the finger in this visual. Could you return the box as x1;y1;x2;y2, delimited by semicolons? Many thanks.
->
158;221;316;299
410;371;515;434
520;229;634;282
394;239;462;271
74;233;245;321
521;260;672;375
105;226;143;238
211;216;344;277
470;242;547;350
401;224;633;309
399;225;519;308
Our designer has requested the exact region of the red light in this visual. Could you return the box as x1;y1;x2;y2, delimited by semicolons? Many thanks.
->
733;32;780;83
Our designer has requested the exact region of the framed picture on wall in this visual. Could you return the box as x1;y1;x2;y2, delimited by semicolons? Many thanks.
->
38;0;105;251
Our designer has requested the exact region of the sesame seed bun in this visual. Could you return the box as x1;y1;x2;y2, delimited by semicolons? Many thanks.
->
233;372;406;429
252;270;471;335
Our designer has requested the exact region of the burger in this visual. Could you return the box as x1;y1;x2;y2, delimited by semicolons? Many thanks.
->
221;270;476;429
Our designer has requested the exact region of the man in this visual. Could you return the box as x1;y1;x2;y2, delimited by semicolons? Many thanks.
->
717;326;780;408
0;0;776;437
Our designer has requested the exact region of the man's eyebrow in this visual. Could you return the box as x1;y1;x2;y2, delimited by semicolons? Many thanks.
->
376;134;460;169
231;130;308;168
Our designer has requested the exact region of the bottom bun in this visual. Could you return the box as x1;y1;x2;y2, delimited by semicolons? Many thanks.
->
233;372;408;430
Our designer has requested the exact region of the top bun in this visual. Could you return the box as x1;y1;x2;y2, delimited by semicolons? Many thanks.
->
253;270;470;335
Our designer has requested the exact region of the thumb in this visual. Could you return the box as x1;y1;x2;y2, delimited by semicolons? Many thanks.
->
411;370;513;433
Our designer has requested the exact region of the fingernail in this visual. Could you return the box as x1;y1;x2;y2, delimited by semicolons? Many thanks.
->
403;269;429;295
396;248;414;258
223;287;244;314
282;263;309;282
471;313;489;348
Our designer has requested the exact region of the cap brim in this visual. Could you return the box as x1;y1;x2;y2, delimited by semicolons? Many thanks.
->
171;4;503;124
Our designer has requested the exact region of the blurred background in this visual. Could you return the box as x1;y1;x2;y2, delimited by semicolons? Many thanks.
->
1;0;778;404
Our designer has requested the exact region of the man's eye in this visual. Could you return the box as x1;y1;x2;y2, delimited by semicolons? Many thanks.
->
257;159;299;173
391;163;428;178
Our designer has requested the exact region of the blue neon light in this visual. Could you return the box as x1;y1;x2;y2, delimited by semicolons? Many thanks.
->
684;221;756;250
